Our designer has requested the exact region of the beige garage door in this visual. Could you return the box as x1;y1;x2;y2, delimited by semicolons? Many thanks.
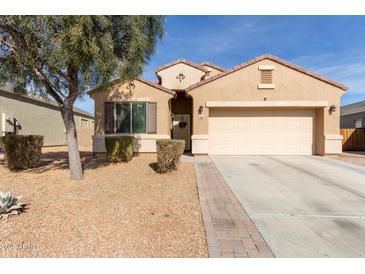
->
209;109;315;155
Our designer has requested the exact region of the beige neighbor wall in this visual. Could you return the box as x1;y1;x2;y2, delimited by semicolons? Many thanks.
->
0;90;94;146
91;80;174;153
189;59;345;155
157;63;206;90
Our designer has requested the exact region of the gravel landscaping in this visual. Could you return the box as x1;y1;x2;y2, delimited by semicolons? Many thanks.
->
0;147;207;257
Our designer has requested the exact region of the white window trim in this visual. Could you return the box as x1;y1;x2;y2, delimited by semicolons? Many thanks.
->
258;65;275;71
257;83;275;89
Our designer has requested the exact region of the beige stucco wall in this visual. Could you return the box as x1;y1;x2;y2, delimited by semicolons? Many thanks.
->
157;63;206;90
0;90;94;146
91;80;173;136
189;59;345;155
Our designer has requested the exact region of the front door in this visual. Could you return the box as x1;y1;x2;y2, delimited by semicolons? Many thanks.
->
172;114;191;150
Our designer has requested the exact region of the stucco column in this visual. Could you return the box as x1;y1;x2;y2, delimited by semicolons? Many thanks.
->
191;100;209;154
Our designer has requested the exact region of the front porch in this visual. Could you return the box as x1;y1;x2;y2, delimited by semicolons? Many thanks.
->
170;91;193;151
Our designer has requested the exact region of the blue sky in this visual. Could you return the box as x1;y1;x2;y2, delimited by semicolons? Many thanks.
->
76;16;365;114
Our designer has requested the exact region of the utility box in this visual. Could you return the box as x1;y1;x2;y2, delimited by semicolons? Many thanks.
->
1;113;15;135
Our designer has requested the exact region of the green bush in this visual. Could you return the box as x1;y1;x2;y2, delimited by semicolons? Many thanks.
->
105;136;135;163
0;135;43;170
156;139;185;173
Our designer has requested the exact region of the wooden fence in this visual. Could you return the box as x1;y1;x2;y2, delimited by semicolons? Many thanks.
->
341;128;365;151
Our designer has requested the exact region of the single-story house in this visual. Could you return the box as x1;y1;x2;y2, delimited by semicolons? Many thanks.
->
89;54;347;155
0;87;94;147
340;100;365;128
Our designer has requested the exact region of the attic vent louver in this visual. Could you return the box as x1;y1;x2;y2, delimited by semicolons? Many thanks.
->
260;70;272;84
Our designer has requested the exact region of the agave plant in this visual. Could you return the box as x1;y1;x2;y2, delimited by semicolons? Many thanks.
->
0;191;26;219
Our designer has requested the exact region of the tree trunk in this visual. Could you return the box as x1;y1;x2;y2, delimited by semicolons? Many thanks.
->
61;104;84;180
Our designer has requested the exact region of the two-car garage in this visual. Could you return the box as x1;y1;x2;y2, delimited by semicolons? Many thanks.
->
208;108;315;155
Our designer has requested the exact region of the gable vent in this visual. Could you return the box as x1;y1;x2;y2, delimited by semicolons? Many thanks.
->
260;70;272;84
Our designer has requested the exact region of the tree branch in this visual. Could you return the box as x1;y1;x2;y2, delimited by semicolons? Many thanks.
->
0;17;70;83
33;66;64;105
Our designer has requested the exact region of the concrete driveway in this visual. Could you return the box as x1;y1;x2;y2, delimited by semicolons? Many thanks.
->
211;155;365;257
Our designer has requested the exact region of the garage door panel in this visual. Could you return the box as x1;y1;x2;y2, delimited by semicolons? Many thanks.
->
209;109;314;155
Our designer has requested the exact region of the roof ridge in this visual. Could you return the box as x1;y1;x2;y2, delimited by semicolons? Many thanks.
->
201;62;225;72
155;59;209;73
186;54;348;92
0;87;94;118
87;78;175;96
341;100;365;108
135;77;175;95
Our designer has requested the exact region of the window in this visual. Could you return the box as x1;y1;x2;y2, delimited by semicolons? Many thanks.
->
115;102;145;133
132;102;146;133
104;101;156;134
116;102;131;133
355;119;363;128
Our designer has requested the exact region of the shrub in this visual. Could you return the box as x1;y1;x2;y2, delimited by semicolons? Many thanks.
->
0;135;43;170
156;139;185;173
105;136;135;163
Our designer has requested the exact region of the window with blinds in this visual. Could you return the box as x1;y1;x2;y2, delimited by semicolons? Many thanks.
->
104;101;156;134
260;70;272;84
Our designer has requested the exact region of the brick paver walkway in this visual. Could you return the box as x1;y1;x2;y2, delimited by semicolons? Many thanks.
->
194;156;274;258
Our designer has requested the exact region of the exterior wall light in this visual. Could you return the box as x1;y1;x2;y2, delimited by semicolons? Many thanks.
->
198;105;204;115
329;104;336;113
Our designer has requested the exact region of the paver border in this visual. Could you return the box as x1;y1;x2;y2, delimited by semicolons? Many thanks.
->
194;156;274;258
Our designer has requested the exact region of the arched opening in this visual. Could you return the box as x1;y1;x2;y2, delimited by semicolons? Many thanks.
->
170;91;193;151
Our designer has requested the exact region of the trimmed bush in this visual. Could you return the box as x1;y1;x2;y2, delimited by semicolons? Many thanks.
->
156;139;185;173
0;137;3;153
105;136;135;163
0;135;43;170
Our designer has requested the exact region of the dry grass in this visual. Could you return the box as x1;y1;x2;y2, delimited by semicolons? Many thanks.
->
0;147;207;257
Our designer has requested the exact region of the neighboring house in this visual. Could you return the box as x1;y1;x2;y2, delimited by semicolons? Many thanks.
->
89;54;347;156
0;87;94;147
340;100;365;128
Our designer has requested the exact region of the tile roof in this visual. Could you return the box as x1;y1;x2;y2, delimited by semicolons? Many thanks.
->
87;78;175;96
201;62;225;72
136;77;176;95
155;59;209;74
341;100;365;116
186;54;348;92
0;86;94;118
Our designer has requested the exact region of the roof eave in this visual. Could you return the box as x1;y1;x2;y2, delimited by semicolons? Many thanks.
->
155;59;209;75
186;54;348;92
87;78;175;97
